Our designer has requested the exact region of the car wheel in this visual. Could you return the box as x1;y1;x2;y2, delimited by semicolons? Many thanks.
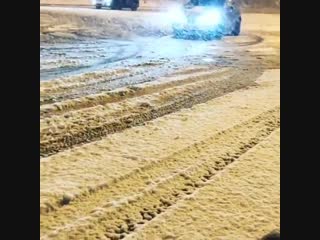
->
131;5;138;11
130;1;138;11
232;18;241;36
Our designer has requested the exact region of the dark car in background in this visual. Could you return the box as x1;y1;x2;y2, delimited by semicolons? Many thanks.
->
96;0;139;11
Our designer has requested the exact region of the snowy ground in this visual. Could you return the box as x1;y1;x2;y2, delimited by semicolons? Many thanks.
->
40;7;278;81
40;7;280;240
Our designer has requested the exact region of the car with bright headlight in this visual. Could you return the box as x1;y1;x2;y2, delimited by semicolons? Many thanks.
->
172;0;241;40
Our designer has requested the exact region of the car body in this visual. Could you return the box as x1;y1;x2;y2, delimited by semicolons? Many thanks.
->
95;0;139;11
172;0;241;40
